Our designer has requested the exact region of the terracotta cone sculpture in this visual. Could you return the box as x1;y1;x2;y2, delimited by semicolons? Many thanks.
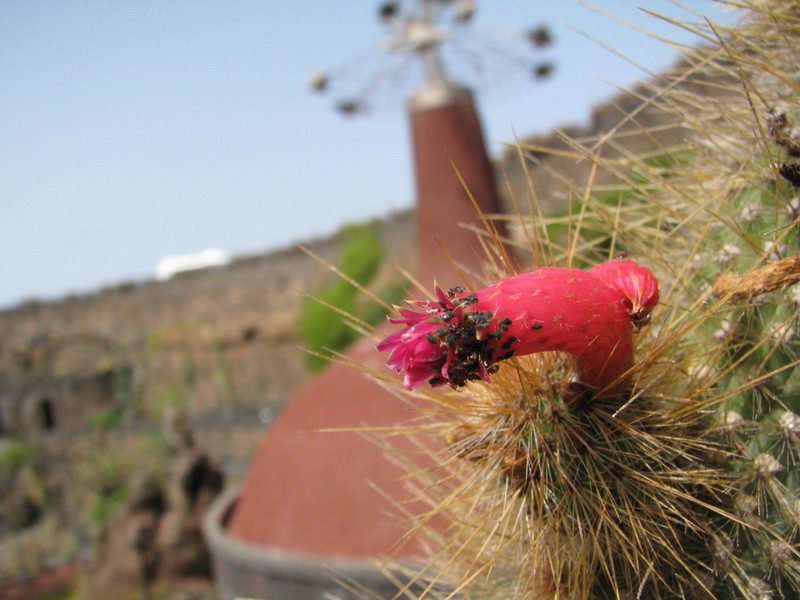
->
209;78;505;599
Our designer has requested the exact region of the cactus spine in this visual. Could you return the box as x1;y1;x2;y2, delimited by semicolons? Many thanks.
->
374;1;800;598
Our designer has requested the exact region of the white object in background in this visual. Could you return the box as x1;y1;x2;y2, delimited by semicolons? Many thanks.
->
155;248;231;281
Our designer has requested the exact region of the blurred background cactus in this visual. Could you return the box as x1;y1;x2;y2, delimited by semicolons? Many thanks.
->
297;221;410;371
374;1;800;598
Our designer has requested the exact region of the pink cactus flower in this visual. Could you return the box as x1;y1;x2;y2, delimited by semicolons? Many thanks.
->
377;259;659;392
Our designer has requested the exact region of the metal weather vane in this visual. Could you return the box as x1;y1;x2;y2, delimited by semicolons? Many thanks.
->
308;0;555;116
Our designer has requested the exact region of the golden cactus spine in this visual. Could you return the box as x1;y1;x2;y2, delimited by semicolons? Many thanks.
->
370;2;800;599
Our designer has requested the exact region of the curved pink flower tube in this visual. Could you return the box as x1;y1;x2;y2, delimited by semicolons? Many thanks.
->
377;259;659;392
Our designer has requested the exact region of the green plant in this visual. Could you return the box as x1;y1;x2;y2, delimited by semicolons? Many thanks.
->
77;448;128;527
89;406;125;431
361;277;410;326
0;439;31;477
158;381;188;410
298;281;360;371
298;222;385;371
212;339;236;408
338;223;384;285
145;328;164;354
89;486;127;526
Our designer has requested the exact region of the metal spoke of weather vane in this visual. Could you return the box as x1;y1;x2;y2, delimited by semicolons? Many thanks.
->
308;0;555;116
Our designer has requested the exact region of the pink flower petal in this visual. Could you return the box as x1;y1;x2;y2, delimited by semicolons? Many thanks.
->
377;259;659;392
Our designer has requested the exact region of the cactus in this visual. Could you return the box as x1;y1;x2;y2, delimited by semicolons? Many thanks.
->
372;1;800;598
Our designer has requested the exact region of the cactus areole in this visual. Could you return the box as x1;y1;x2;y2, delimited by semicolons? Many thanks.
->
378;259;659;392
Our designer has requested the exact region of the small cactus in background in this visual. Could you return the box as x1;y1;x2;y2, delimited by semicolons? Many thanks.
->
372;1;800;598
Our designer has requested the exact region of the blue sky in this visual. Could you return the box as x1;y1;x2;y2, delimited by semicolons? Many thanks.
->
0;1;737;309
